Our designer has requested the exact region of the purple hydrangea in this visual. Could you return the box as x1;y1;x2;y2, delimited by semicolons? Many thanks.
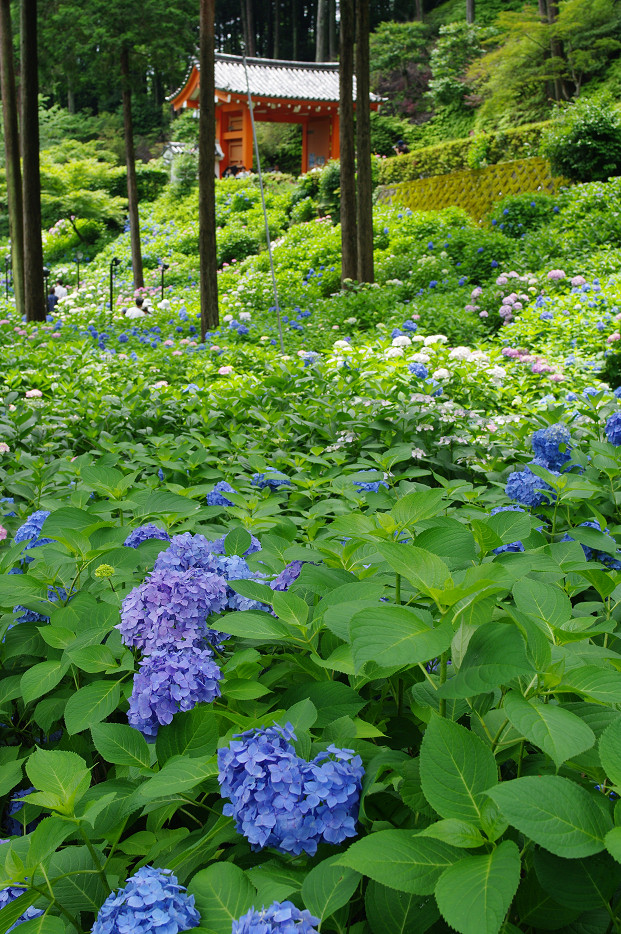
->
408;362;429;379
4;787;38;836
606;412;621;445
505;467;557;508
561;520;621;570
13;584;67;626
153;533;221;573
233;902;319;934
531;423;572;471
251;472;291;490
14;511;52;562
218;723;364;857
270;562;303;592
206;481;236;506
209;533;261;556
0;887;44;933
124;525;171;549
117;568;228;654
91;866;200;934
128;646;223;738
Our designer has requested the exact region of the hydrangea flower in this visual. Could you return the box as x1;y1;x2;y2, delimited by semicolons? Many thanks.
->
206;481;236;506
0;887;44;933
270;562;303;592
153;533;222;573
353;473;389;494
91;866;200;934
490;505;526;555
118;569;228;653
606;412;621;445
4;787;38;836
252;472;291;490
561;521;621;570
505;467;556;508
124;525;171;549
408;362;429;379
233;902;319;934
14;510;52;556
128;646;222;738
218;723;364;857
14;585;67;626
531;423;572;471
208;533;261;557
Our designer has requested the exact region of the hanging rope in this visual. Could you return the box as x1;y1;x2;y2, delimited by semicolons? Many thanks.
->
240;45;285;354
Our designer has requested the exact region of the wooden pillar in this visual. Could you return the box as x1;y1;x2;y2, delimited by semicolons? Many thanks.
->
302;118;309;173
242;104;254;172
330;112;340;160
215;108;222;177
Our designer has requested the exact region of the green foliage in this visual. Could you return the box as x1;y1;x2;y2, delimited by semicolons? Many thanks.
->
541;93;621;182
488;192;559;238
428;22;491;113
254;123;302;176
170;153;198;197
369;21;430;120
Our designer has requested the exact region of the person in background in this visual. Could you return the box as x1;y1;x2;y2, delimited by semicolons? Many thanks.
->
54;279;67;299
393;139;410;155
47;288;58;314
122;297;151;319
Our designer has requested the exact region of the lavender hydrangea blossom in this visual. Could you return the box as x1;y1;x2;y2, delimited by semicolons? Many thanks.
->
531;423;572;471
128;646;223;738
91;866;200;934
4;787;38;836
206;481;236;506
123;525;171;549
270;562;303;592
561;520;621;570
117;568;228;654
0;887;44;933
606;412;621;445
218;723;364;857
251;472;291;490
505;467;557;508
233;902;319;934
14;511;52;563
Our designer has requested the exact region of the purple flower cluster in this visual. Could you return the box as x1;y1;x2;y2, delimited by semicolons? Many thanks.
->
270;562;303;592
218;723;364;857
91;866;200;934
128;646;223;738
0;887;44;933
606;412;621;445
206;480;236;506
252;472;291;490
14;510;52;563
233;902;319;934
531;423;572;471
153;532;222;572
118;568;228;653
505;467;557;508
4;787;38;836
14;584;67;625
123;525;171;549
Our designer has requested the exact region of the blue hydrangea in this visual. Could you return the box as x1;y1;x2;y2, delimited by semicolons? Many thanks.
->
153;533;224;573
124;525;171;549
128;646;222;738
353;472;389;494
91;866;200;934
14;585;67;626
233;902;319;934
0;886;44;932
561;520;621;570
118;569;228;654
490;505;526;555
4;787;38;836
208;533;261;557
606;412;621;445
0;498;16;518
531;423;572;471
613;387;621;400
14;511;52;560
505;467;556;508
270;562;303;592
206;481;236;506
408;362;429;379
402;319;418;332
252;472;291;490
218;723;364;857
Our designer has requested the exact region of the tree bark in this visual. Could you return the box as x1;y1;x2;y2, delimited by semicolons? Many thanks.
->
316;0;327;62
120;46;144;291
547;0;568;100
199;0;219;336
355;0;373;284
328;0;337;60
414;0;424;21
339;0;357;282
538;0;547;20
292;0;298;59
273;0;280;58
466;0;475;24
0;0;25;318
245;0;255;56
21;0;45;321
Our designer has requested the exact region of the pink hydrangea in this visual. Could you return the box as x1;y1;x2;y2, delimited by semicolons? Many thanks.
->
496;276;508;286
0;526;6;541
25;389;42;398
218;366;234;375
0;442;9;454
607;333;621;343
571;275;586;287
547;269;566;281
479;311;488;318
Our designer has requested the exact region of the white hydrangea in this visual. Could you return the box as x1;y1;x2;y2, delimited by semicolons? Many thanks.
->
392;335;412;347
333;340;351;349
448;346;473;360
239;311;252;321
432;368;451;380
410;353;430;364
385;347;404;358
424;334;448;345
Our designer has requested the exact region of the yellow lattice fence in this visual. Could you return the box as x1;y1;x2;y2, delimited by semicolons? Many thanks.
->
376;157;569;221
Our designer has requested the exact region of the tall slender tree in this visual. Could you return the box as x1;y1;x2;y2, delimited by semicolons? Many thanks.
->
120;46;144;290
199;0;219;336
356;0;373;283
316;0;327;62
0;0;25;318
339;0;357;282
20;0;45;321
466;0;475;24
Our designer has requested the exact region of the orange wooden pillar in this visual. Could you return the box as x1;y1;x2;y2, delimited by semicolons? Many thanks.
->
301;117;309;173
242;104;254;172
330;112;340;161
215;108;223;177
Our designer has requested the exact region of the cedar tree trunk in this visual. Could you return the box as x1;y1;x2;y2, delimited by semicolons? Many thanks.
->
0;0;25;317
21;0;45;321
466;0;475;24
199;0;219;336
316;0;327;61
120;46;144;290
355;0;373;283
339;0;357;282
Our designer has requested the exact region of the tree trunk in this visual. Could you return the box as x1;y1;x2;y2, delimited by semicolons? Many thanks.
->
245;0;255;56
339;0;357;282
355;0;373;284
0;0;25;318
466;0;475;24
328;0;337;60
547;0;569;99
21;0;45;322
538;0;547;20
273;0;280;58
316;0;327;62
292;0;298;59
120;46;144;291
414;0;424;21
199;0;219;336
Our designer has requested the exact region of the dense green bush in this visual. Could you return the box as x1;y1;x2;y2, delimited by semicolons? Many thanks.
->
488;192;559;238
541;94;621;182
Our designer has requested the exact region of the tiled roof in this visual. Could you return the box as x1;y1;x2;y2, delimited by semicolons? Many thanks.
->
171;54;381;104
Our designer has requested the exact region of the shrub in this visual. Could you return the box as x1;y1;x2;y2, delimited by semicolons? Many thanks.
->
488;192;559;238
541;94;621;182
217;225;261;266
